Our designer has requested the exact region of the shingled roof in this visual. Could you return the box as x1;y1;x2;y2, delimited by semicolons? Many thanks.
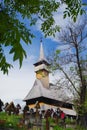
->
24;79;73;104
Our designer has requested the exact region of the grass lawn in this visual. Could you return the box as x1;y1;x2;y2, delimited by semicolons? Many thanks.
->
0;112;27;130
0;112;86;130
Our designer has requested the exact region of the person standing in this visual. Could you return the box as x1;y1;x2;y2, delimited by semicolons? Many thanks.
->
60;111;66;122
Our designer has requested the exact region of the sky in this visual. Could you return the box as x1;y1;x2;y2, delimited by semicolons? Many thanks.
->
0;1;87;104
0;37;58;103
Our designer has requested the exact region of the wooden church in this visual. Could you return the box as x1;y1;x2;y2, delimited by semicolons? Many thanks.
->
24;41;76;116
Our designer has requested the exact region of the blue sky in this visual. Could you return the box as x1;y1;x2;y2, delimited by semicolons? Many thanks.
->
0;29;58;103
0;1;87;104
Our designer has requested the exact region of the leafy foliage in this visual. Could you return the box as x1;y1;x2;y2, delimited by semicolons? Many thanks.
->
0;112;25;130
0;0;86;74
0;45;12;74
0;0;59;74
63;0;86;22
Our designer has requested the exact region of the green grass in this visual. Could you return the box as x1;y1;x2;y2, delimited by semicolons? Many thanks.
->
0;112;86;130
0;112;26;130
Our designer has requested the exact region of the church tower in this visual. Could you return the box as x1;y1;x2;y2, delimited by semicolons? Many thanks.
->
34;40;50;88
24;39;76;117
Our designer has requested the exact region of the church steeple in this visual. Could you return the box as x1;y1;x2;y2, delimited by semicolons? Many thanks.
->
39;39;45;61
34;40;49;88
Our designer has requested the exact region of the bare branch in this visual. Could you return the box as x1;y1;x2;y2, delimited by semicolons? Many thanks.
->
59;66;81;96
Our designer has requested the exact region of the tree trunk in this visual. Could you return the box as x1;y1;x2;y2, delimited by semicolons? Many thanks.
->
79;113;87;128
46;117;49;130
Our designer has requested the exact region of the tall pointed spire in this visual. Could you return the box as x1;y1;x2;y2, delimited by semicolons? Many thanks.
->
39;38;45;61
34;38;50;88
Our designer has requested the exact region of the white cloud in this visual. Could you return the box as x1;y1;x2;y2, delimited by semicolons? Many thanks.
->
36;2;87;44
28;55;36;61
0;59;35;103
56;44;73;55
53;4;68;27
0;39;41;103
36;3;71;42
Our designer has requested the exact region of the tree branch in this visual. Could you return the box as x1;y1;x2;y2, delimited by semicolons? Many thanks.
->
58;65;81;96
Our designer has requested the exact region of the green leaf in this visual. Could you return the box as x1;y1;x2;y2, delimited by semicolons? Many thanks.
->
63;13;67;19
56;50;60;55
